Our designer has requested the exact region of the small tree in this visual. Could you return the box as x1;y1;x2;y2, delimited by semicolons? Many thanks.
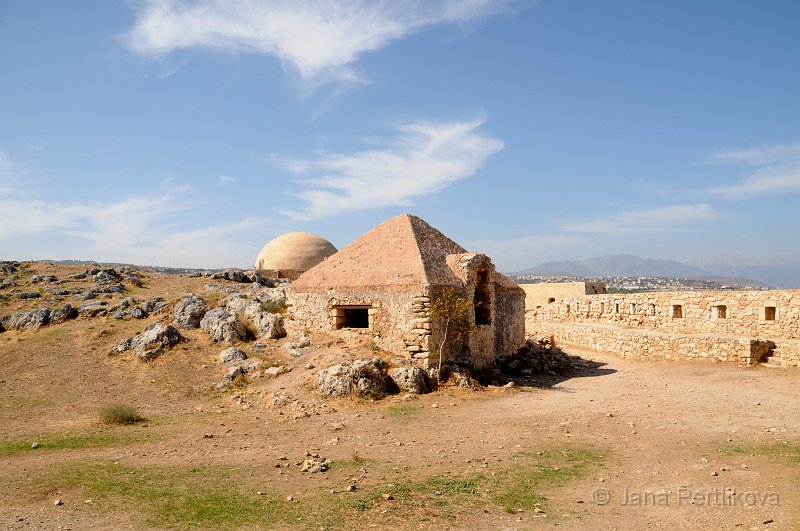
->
428;287;473;383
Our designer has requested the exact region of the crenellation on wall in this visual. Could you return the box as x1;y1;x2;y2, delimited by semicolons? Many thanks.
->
526;289;800;366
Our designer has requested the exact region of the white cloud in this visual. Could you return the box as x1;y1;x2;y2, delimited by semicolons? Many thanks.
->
276;118;503;220
218;174;235;186
563;204;716;234
705;141;800;166
0;186;267;268
124;0;506;84
709;163;800;200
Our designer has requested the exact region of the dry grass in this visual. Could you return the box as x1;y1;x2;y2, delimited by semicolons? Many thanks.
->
99;404;144;425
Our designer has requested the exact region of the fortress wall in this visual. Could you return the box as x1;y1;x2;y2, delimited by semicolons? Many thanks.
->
525;290;800;366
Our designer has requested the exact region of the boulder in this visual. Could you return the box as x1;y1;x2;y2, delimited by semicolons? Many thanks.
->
213;366;247;389
389;367;432;394
78;300;108;317
219;347;248;367
93;269;121;285
111;322;182;361
315;358;398;399
19;292;41;300
0;308;51;331
252;287;287;311
223;294;285;339
200;308;247;344
142;297;168;314
172;294;208;329
49;304;78;325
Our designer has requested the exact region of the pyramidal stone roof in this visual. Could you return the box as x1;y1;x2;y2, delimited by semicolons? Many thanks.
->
290;214;469;292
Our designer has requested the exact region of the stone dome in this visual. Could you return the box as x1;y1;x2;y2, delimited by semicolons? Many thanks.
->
254;232;337;273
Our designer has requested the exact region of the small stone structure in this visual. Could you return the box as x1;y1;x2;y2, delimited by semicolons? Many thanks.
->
526;287;800;366
521;281;607;310
254;232;337;280
287;214;526;370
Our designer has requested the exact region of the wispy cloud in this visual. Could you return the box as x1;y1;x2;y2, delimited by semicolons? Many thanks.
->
275;118;503;220
709;163;800;200
218;174;235;186
124;0;507;85
563;204;716;234
702;141;800;200
705;141;800;166
0;184;267;268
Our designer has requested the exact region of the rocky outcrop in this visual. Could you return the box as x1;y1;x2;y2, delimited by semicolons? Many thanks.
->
389;367;432;394
78;300;108;317
172;294;208;329
111;323;182;361
223;294;285;339
315;359;398;399
49;304;79;325
219;347;248;367
200;308;247;344
109;298;148;320
0;308;51;331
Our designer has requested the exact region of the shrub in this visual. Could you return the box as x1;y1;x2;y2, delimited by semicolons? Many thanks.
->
100;404;144;425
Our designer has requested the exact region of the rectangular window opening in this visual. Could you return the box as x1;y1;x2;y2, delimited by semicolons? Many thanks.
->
713;305;727;319
764;306;776;321
334;306;370;329
671;304;683;318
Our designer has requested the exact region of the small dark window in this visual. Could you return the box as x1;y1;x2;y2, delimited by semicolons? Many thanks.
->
764;306;776;321
714;305;727;319
548;297;556;304
671;305;683;318
335;306;370;329
474;269;491;325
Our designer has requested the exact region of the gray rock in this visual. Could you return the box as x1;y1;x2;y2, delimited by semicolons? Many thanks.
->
219;347;248;366
19;291;41;299
93;269;121;285
213;365;247;389
172;294;208;329
389;367;432;394
252;287;287;310
223;294;285;339
0;280;15;289
265;365;289;377
111;322;182;361
200;307;247;344
49;304;78;325
315;358;398;399
283;346;307;358
142;297;168;314
78;300;108;317
0;308;51;330
287;333;310;349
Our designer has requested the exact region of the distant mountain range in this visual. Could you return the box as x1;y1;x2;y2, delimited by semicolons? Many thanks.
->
514;253;800;289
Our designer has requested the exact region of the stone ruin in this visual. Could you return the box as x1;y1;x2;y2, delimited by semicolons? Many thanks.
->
287;214;526;371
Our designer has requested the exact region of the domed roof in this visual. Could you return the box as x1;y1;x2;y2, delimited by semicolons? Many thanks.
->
254;232;337;272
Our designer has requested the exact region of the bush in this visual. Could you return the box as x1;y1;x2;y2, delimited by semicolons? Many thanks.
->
100;404;144;425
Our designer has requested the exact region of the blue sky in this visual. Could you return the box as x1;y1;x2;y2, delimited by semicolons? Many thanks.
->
1;0;798;270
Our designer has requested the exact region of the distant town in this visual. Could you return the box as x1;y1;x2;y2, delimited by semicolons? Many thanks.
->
511;274;770;292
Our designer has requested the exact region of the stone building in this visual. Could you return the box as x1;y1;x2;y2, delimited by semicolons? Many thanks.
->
254;232;337;280
521;281;607;311
287;214;526;370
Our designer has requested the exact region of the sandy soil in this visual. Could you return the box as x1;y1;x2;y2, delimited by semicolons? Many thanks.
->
0;263;798;530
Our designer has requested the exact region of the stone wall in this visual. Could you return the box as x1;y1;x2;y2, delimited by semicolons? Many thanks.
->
526;290;800;367
288;290;428;361
521;281;607;310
